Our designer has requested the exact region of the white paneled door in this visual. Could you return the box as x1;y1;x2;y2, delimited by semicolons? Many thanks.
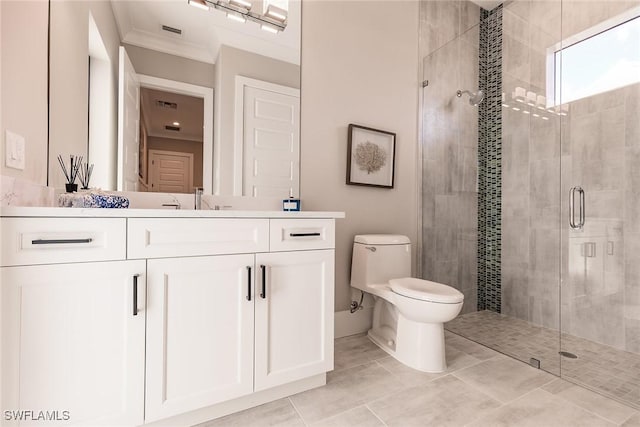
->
148;149;194;193
145;254;255;422
117;46;140;192
242;82;300;198
1;261;146;426
254;250;334;391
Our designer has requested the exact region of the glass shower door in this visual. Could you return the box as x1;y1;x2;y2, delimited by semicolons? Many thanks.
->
559;2;640;409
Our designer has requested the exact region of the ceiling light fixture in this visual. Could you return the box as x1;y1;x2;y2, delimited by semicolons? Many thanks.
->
188;0;287;32
261;24;279;34
173;121;180;126
227;12;247;22
229;0;252;10
265;4;287;21
188;0;210;11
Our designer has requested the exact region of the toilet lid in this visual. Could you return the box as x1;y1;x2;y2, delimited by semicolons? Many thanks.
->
390;278;464;304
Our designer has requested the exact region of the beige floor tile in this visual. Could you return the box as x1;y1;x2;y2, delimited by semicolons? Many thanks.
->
377;345;480;388
309;405;384;427
622;412;640;426
195;398;304;427
334;333;388;371
542;379;637;425
469;389;616;427
445;330;499;360
289;361;405;424
367;374;501;427
453;355;555;404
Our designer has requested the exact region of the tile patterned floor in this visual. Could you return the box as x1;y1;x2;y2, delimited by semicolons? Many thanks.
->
446;310;640;410
196;332;640;426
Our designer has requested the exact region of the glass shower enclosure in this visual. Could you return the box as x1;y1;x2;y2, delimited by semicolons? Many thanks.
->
419;0;640;409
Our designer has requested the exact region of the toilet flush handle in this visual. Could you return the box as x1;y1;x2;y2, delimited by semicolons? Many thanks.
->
365;246;377;252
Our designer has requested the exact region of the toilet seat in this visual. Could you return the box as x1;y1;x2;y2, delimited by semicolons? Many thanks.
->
390;278;464;304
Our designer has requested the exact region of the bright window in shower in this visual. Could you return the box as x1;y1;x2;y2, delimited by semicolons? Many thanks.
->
547;9;640;106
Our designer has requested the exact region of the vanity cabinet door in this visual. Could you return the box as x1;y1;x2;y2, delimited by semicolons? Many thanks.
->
145;254;255;422
254;250;334;391
1;260;146;426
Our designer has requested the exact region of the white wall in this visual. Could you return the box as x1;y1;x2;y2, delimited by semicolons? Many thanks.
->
214;45;300;195
300;0;420;312
123;43;215;89
0;1;49;186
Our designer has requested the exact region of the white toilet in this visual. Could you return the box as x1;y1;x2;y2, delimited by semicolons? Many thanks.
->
350;234;464;373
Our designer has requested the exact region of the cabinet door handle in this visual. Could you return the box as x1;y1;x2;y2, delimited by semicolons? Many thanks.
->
246;266;252;301
289;232;321;237
260;265;267;299
133;274;140;316
32;238;93;245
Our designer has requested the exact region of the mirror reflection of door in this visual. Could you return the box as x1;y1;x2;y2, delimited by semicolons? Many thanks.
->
237;77;300;198
117;46;140;192
117;47;204;194
148;150;194;193
138;88;204;193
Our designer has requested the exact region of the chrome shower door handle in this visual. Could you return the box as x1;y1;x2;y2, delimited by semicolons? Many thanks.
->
578;187;585;228
569;187;577;229
569;186;585;230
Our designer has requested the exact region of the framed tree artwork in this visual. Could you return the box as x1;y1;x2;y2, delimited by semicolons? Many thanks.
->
346;124;396;188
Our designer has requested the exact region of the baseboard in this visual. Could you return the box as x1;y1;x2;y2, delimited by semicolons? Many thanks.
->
144;374;326;427
334;307;373;338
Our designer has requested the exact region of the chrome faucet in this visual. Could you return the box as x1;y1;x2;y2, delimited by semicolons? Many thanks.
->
194;187;204;210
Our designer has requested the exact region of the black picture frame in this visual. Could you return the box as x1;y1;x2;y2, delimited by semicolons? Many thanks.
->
346;124;396;188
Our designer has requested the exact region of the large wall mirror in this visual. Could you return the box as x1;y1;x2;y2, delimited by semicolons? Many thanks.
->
48;0;301;197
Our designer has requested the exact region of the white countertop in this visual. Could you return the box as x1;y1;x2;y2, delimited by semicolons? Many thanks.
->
0;206;345;219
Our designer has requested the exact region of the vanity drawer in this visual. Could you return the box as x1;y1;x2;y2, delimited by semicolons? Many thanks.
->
1;217;127;266
128;218;269;259
269;219;335;251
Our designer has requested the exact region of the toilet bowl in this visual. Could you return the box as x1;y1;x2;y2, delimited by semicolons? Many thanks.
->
350;235;464;373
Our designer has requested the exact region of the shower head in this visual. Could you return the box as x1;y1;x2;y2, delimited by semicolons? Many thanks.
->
457;89;485;106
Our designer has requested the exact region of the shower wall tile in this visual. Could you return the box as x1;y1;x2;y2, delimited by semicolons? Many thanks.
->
502;265;530;320
421;0;480;308
502;219;529;268
529;114;560;161
461;1;481;34
528;0;561;40
625;85;640;147
435;260;460;289
421;0;461;57
420;0;481;59
562;0;615;39
570;290;626;349
504;0;530;22
502;34;530;83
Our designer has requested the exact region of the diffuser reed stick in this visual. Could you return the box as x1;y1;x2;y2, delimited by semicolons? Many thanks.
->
78;162;94;190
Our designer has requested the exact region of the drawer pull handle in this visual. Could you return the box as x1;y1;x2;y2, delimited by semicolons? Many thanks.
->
246;266;252;301
32;238;93;245
289;233;321;237
260;265;267;299
133;274;140;316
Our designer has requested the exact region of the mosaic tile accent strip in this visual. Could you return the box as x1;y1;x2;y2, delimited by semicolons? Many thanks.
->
477;5;503;313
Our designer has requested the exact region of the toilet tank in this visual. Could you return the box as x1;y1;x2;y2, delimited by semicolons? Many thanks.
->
350;234;412;291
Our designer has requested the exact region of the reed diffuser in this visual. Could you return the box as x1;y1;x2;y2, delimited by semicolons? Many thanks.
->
57;154;82;193
77;162;94;190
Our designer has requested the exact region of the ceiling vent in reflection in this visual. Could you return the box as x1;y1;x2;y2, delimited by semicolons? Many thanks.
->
161;25;182;35
155;100;178;110
165;125;181;132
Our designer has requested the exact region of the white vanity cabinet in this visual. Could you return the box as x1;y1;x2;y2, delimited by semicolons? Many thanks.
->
1;260;146;427
138;218;335;422
0;210;341;426
144;254;256;422
254;250;334;391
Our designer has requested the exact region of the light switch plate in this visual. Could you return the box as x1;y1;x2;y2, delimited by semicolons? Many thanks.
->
5;130;25;170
